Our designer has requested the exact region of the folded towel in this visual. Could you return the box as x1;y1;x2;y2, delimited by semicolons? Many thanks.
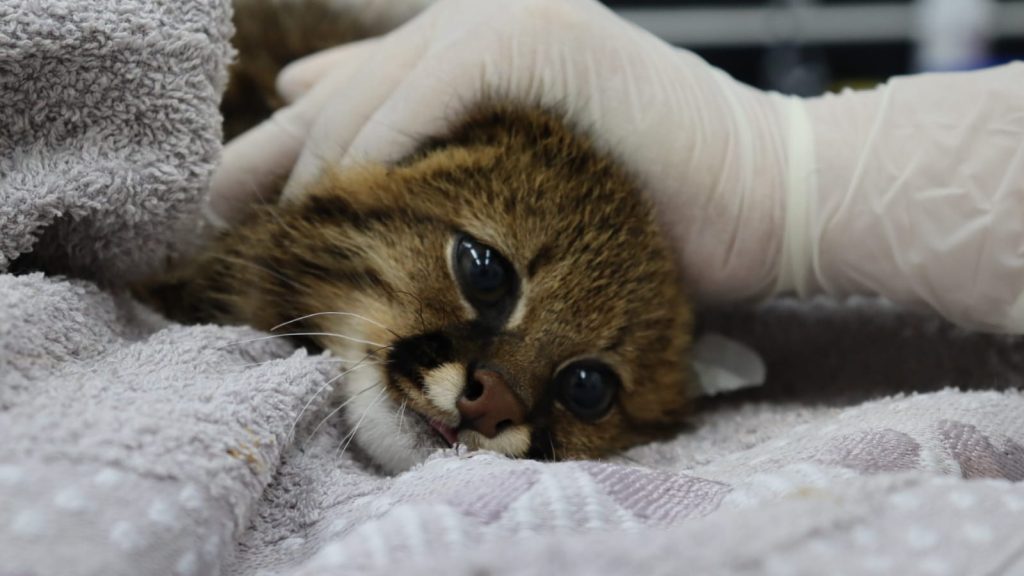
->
1;2;1022;575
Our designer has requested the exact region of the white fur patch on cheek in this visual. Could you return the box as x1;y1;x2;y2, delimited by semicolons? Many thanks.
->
423;363;465;418
337;364;436;474
459;425;531;458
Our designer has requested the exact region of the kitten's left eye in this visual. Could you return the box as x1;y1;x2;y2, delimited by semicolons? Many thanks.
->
555;361;619;422
454;235;516;309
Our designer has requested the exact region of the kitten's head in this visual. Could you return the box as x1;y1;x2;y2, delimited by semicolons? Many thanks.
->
266;107;695;472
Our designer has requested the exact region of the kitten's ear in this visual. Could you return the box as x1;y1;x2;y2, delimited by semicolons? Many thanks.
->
691;333;766;397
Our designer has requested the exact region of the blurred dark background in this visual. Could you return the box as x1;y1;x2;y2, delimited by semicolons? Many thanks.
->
603;0;1024;95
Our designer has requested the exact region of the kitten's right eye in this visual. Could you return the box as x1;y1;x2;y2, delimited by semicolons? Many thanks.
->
454;235;517;310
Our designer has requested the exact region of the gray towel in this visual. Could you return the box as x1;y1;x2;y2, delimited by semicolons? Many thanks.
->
2;2;1023;576
0;0;232;282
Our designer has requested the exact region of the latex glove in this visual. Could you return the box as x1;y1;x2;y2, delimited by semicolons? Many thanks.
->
788;63;1024;332
208;0;795;304
205;0;436;226
210;0;1024;332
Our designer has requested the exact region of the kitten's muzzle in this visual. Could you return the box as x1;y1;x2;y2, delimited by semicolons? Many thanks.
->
457;368;526;438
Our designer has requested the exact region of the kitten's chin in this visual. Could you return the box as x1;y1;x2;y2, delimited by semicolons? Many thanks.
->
338;365;447;475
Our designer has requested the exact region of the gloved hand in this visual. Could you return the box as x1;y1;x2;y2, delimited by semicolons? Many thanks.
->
208;0;795;304
210;0;1024;332
793;63;1024;332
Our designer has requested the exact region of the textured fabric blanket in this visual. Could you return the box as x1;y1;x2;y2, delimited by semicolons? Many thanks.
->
2;2;1023;575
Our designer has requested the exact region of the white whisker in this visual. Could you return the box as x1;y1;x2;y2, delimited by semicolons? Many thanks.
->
287;360;378;443
220;331;388;349
272;311;397;336
336;385;387;459
397;399;408;435
302;380;381;448
237;357;380;369
329;357;382;365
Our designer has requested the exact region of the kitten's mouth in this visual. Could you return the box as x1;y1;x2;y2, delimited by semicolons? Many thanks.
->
427;418;459;447
382;350;462;448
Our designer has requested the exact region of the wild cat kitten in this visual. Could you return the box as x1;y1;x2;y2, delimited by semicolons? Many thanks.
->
143;0;697;473
145;104;697;472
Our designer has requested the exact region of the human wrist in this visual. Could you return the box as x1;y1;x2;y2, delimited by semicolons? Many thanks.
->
769;90;818;299
798;86;889;298
782;64;1024;331
711;78;792;302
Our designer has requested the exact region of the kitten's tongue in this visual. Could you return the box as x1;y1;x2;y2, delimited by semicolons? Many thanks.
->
429;419;459;446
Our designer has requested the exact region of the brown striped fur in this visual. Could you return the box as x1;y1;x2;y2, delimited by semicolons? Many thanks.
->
140;1;696;471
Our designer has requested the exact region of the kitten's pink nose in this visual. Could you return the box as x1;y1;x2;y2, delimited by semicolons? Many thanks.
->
457;369;525;438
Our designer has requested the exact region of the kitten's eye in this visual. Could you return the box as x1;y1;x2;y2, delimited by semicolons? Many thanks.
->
454;235;516;308
555;361;619;421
